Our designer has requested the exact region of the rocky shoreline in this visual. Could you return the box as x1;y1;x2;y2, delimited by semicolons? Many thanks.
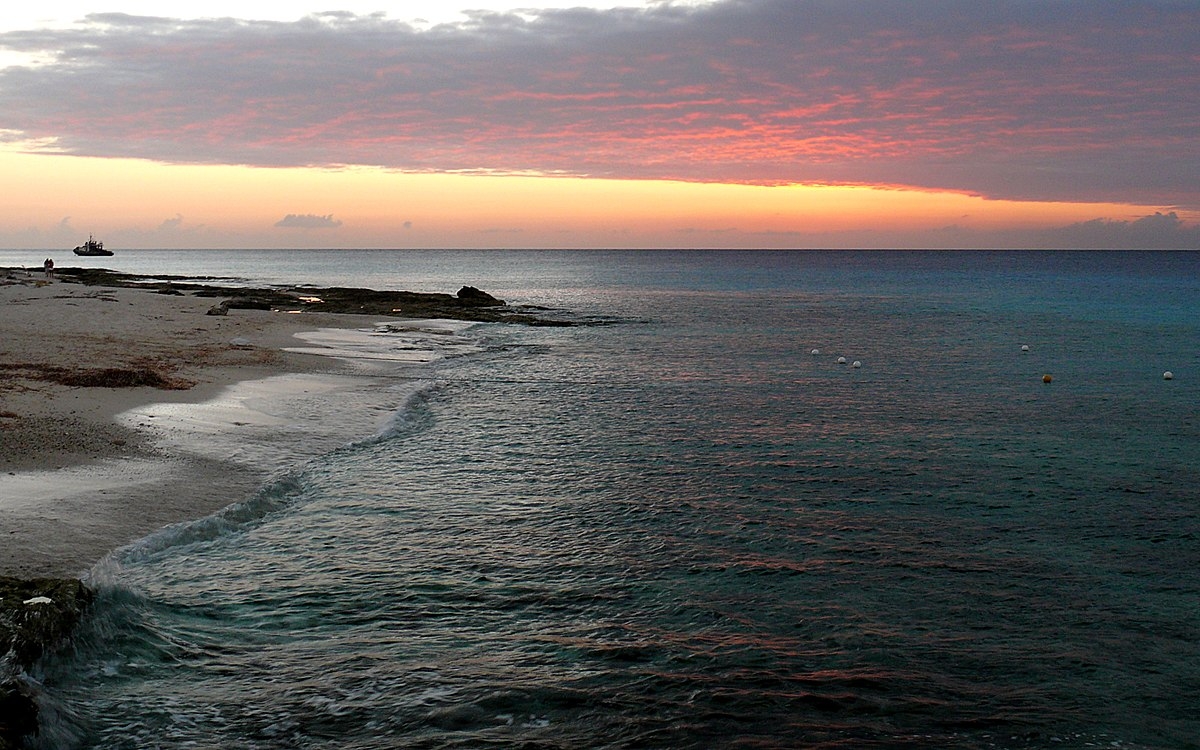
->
55;266;575;325
0;267;578;748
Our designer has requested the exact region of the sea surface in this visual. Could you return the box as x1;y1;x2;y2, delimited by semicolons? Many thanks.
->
17;250;1200;749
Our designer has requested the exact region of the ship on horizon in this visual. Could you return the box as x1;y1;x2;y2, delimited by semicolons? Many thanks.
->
72;235;113;256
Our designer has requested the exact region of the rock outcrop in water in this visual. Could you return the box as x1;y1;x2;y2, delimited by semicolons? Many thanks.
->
0;577;93;750
55;268;574;326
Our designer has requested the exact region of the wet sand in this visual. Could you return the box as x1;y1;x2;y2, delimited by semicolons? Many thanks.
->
0;268;372;578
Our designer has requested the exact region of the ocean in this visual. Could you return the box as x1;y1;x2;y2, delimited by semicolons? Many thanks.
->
16;249;1200;749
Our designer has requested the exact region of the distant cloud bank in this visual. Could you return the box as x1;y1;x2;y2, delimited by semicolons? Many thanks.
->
0;0;1197;213
275;213;343;229
1042;212;1200;251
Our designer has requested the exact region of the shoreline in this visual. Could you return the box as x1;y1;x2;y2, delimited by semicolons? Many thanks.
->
2;265;554;578
0;265;542;748
1;270;365;578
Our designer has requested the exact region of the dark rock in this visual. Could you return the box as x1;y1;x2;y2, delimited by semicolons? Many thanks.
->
0;577;93;750
223;297;273;311
0;578;92;675
51;267;576;326
0;687;38;750
52;268;237;287
455;286;504;307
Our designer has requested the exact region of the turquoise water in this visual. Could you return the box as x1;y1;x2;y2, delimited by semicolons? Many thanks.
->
27;250;1200;748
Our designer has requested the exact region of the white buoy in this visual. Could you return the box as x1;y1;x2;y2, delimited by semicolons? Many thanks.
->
837;356;847;364
852;361;862;368
1164;371;1174;380
1021;345;1030;352
811;348;820;356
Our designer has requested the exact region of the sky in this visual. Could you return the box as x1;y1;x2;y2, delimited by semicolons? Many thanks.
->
0;0;1197;250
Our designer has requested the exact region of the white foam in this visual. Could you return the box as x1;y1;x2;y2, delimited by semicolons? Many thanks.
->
0;322;456;515
114;320;470;471
284;319;481;364
117;373;427;473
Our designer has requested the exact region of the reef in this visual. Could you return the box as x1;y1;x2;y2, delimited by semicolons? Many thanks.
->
55;267;576;326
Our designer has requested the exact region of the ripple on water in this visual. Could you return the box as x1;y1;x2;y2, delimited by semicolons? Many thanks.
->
36;254;1200;749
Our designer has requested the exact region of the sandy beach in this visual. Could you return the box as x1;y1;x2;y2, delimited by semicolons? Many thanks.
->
0;267;376;579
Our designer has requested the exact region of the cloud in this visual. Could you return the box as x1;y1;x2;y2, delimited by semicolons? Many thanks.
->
0;1;1197;208
275;213;343;229
158;213;184;231
1041;211;1200;250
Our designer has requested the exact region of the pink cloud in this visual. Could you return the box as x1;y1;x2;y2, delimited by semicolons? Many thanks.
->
0;1;1196;208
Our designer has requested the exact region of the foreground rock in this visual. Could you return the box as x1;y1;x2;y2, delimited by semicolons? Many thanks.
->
56;268;574;326
0;578;92;750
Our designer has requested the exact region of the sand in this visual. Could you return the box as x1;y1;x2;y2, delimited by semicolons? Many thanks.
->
0;268;374;578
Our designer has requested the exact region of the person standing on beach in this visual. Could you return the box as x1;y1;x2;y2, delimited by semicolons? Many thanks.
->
43;258;54;279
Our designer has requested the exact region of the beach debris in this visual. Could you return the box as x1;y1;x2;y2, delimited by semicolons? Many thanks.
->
1043;374;1053;384
837;356;847;364
810;348;820;355
852;361;862;368
229;337;253;348
207;301;230;316
0;362;189;389
1163;371;1174;380
1021;344;1030;352
22;596;53;606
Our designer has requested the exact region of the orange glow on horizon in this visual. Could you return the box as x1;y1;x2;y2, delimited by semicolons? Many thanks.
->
0;147;1192;250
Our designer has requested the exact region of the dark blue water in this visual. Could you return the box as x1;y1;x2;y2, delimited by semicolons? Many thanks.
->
30;250;1200;749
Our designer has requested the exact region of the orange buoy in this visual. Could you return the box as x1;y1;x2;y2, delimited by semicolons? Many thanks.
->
1042;374;1053;384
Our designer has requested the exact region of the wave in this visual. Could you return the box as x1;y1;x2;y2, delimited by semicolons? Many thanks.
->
89;378;436;585
348;380;435;447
